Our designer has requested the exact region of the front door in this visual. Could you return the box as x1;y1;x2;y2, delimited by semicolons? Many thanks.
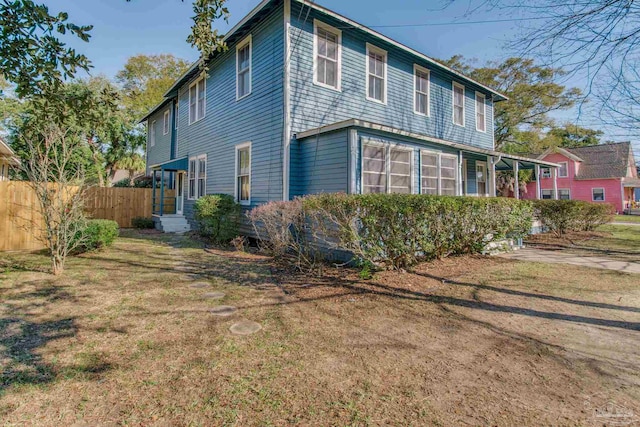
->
176;172;185;215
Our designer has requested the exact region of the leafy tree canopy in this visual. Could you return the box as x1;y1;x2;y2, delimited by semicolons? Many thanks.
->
440;56;583;152
116;54;191;120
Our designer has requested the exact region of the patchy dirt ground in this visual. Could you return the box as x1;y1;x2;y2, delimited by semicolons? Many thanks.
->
0;231;639;426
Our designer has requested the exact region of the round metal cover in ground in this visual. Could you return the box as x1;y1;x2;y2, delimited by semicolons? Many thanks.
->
209;306;238;317
203;291;225;299
190;282;211;289
230;320;262;335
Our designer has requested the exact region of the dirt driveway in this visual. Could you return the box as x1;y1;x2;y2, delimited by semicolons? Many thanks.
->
0;233;639;426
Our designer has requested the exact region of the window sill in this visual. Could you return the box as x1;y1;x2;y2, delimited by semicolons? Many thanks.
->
313;80;342;93
236;92;252;102
413;110;430;118
366;96;387;105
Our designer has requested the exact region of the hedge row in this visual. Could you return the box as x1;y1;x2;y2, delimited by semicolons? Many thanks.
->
531;199;614;235
249;194;534;270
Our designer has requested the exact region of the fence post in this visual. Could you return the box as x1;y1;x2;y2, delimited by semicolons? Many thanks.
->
152;170;157;215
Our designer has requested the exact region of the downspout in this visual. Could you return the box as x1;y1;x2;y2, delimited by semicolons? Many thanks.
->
282;0;291;201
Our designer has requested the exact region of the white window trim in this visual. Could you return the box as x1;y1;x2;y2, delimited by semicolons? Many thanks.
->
558;188;571;200
558;161;569;178
236;35;252;101
541;167;551;178
188;76;206;125
235;142;252;205
175;101;179;130
475;92;486;133
413;64;430;117
420;150;459;196
476;160;488;196
150;120;156;147
188;154;207;200
542;189;555;199
592;187;605;201
360;140;414;194
462;158;468;195
365;43;388;105
313;20;342;92
163;110;170;135
452;82;465;127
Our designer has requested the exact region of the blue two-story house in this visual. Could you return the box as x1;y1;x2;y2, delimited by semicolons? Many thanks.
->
141;0;556;232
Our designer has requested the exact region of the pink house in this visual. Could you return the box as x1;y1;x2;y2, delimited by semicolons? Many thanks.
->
523;142;640;213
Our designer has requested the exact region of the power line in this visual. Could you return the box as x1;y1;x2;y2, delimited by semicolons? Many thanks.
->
338;15;555;30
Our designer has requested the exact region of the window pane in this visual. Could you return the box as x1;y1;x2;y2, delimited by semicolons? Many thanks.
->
189;160;196;179
390;148;411;194
197;82;205;118
441;179;456;195
363;145;385;160
325;60;337;87
239;149;250;174
454;106;464;125
362;144;386;194
559;163;568;177
239;176;250;201
318;31;327;56
326;34;337;60
416;92;427;114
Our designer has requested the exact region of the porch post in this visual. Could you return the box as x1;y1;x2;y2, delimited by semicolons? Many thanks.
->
513;160;520;200
535;164;541;199
152;170;157;215
553;167;558;199
489;156;496;197
458;150;464;196
159;168;165;216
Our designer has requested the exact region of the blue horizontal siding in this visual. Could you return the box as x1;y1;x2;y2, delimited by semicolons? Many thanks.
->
146;108;173;174
175;2;285;213
289;2;495;151
292;129;349;196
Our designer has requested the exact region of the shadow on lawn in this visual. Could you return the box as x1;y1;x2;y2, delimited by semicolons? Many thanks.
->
252;271;640;332
0;285;110;394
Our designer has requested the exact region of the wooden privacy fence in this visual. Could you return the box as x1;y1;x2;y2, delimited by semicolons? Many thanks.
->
0;182;174;251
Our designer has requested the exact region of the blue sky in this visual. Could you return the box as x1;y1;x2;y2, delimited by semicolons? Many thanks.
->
43;0;638;156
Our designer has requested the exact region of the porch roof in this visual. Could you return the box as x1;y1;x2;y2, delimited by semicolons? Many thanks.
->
149;157;188;172
295;119;561;169
623;178;640;188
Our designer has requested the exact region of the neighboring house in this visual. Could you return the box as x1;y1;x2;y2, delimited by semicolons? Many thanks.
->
523;142;640;213
109;169;144;186
141;0;556;232
0;138;19;181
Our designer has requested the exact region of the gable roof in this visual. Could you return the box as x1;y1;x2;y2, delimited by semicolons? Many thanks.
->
537;142;635;180
0;137;19;165
147;0;508;121
568;142;634;180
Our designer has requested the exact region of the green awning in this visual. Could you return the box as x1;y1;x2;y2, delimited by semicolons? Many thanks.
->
150;157;188;171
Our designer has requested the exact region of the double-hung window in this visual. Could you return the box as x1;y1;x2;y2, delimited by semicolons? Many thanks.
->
558;162;568;178
150;120;156;147
541;167;551;178
476;161;487;195
163;110;170;135
414;65;430;116
453;82;465;126
236;35;252;100
188;155;207;199
542;189;554;200
420;151;459;195
236;142;251;205
189;77;206;124
558;189;571;200
475;92;486;132
362;142;412;194
366;44;387;104
314;21;341;90
592;188;605;201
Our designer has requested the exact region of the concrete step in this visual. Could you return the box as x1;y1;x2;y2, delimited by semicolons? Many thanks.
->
154;216;192;234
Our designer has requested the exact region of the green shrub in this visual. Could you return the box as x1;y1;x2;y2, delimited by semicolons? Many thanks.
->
194;194;241;243
132;217;155;229
75;219;119;253
249;193;534;270
532;200;613;235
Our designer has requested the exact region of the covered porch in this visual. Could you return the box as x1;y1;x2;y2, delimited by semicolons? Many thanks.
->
493;156;560;200
150;157;188;217
623;179;640;214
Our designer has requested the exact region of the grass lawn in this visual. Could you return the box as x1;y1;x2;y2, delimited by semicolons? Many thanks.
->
615;214;640;224
1;230;639;425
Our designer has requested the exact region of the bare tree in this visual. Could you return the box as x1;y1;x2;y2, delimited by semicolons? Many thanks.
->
20;124;87;275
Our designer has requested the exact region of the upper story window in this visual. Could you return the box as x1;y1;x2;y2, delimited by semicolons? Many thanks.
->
362;142;412;194
189;77;206;124
414;65;430;116
150;120;156;147
475;92;486;132
453;82;465;126
366;44;387;104
235;142;251;205
558;161;568;177
236;35;252;100
163;110;170;135
314;20;342;91
541;167;551;178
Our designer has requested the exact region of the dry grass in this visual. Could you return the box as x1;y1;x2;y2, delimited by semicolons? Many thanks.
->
1;231;639;425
